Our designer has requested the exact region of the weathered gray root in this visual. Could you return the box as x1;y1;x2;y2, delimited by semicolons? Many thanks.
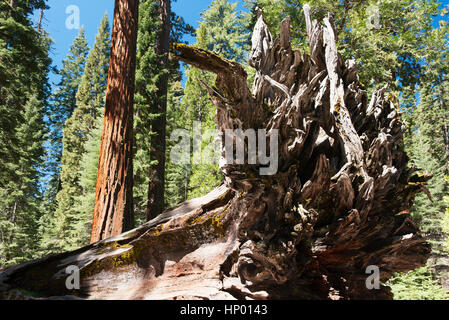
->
0;6;431;300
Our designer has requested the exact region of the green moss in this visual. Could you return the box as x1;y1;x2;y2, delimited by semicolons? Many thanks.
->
81;242;143;277
110;247;136;268
154;224;164;236
210;208;228;236
189;216;204;225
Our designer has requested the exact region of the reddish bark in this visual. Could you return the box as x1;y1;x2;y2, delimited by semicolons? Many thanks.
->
0;7;431;301
91;0;139;243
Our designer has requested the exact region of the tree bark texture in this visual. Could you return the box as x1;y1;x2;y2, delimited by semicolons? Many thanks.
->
146;0;171;221
0;7;431;300
90;0;139;243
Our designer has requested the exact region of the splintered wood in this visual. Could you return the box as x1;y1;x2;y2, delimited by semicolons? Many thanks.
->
0;5;430;300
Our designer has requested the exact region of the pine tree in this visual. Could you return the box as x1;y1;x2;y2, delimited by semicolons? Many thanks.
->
184;0;249;199
145;0;172;221
42;15;111;252
66;14;111;248
134;0;194;221
183;61;222;199
134;0;162;224
200;0;248;61
387;266;449;300
43;28;89;216
0;0;50;189
165;82;190;208
401;23;449;293
72;116;103;245
0;0;52;265
243;0;437;95
443;179;449;253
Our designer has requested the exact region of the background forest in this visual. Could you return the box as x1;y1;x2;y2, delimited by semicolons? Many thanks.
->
0;0;448;300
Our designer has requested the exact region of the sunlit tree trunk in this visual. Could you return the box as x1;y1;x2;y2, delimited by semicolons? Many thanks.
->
90;0;139;243
0;6;431;301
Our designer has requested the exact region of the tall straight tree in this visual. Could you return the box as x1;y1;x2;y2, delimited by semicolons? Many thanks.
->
184;0;249;199
134;0;194;223
134;0;161;225
145;0;171;221
0;0;51;265
41;15;111;252
44;28;89;214
91;0;139;242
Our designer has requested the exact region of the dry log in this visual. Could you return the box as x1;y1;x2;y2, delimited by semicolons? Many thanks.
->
0;6;431;300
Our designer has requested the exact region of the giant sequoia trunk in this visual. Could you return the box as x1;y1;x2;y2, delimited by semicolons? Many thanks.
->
0;7;431;300
90;0;139;242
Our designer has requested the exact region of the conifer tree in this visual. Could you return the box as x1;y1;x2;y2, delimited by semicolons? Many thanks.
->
164;82;190;208
243;0;437;95
134;0;193;221
183;0;249;199
42;15;111;252
145;0;172;221
443;182;449;253
0;0;52;265
72;116;103;244
66;14;111;248
134;0;161;224
401;23;449;292
44;28;89;215
388;266;449;299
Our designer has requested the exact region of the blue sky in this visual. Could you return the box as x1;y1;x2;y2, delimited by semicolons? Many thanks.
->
38;0;247;87
38;0;448;88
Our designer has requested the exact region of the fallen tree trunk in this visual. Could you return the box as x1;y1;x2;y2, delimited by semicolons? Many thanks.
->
0;7;431;300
